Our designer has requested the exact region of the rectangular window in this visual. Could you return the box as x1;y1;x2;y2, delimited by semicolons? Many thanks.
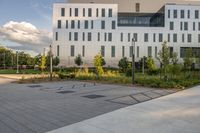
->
84;20;88;29
180;22;183;30
159;33;163;42
137;46;139;58
181;10;184;18
88;32;92;41
136;3;140;12
193;22;195;31
75;8;78;17
144;33;148;42
173;10;177;18
170;22;174;30
74;32;78;41
133;33;138;42
169;47;173;58
71;20;75;29
168;34;170;42
199;22;200;31
83;8;85;17
122;46;125;57
195;10;199;19
88;8;92;17
184;22;188;30
108;33;112;42
82;32;85;41
78;20;80;29
102;9;105;17
188;34;192;43
96;8;99;17
98;32;100;41
57;20;61;29
108;9;112;17
69;32;72;41
57;45;59;57
112;21;116;29
155;46;157;58
173;34;177;42
128;33;130;42
91;20;93;29
104;33;107;41
61;8;65;17
182;34;184;43
55;32;58;41
101;46;105;57
198;34;200;43
188;10;190;18
101;21;105;29
70;8;72;17
70;45;75;57
129;46;133;57
153;33;156;42
168;10;170;18
82;45;85;57
121;33;123;42
148;46;152;57
111;46;115;57
66;20;68;29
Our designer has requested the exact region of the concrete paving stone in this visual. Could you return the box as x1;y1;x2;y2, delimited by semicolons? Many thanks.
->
109;96;138;105
143;91;162;99
152;89;170;96
131;93;152;102
0;113;35;133
0;121;16;133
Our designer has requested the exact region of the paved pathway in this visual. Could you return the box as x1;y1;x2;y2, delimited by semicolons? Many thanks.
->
48;85;200;133
0;77;177;133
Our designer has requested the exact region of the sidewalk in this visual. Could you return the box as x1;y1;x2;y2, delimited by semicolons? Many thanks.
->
48;86;200;133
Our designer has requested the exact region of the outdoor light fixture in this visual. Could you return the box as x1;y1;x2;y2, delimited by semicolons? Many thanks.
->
132;38;136;85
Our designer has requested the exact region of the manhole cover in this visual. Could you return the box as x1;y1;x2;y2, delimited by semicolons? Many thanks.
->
83;94;105;99
28;85;42;88
57;91;75;94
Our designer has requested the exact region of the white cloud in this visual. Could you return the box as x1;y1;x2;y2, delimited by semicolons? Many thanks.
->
0;21;52;53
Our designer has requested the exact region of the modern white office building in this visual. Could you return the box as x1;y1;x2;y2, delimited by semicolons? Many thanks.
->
52;0;200;67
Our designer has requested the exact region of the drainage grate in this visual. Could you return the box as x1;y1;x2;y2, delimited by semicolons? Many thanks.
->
57;90;75;94
28;85;42;88
83;94;105;99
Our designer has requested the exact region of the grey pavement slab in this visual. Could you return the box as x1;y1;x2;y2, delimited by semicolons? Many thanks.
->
48;85;200;133
0;77;178;133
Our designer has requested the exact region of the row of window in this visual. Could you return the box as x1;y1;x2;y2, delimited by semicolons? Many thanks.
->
55;32;198;43
57;45;200;59
56;45;168;59
168;9;200;19
61;8;113;18
57;20;116;29
170;21;200;31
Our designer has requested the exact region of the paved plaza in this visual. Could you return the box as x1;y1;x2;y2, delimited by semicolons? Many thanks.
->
49;85;200;133
0;77;178;133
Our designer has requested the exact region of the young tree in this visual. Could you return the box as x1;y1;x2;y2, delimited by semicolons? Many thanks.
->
171;52;179;65
40;54;46;72
74;54;83;67
157;41;170;80
118;57;129;73
146;57;157;75
183;48;193;71
93;54;104;76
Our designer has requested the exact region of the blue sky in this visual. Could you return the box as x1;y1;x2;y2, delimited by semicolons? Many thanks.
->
0;0;66;55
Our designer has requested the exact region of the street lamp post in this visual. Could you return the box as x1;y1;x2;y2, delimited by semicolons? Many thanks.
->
132;38;136;85
16;51;19;74
50;45;53;81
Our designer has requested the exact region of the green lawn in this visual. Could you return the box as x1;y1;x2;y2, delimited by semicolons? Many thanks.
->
0;69;43;74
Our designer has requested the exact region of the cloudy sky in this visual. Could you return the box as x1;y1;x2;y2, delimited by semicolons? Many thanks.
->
0;0;66;55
